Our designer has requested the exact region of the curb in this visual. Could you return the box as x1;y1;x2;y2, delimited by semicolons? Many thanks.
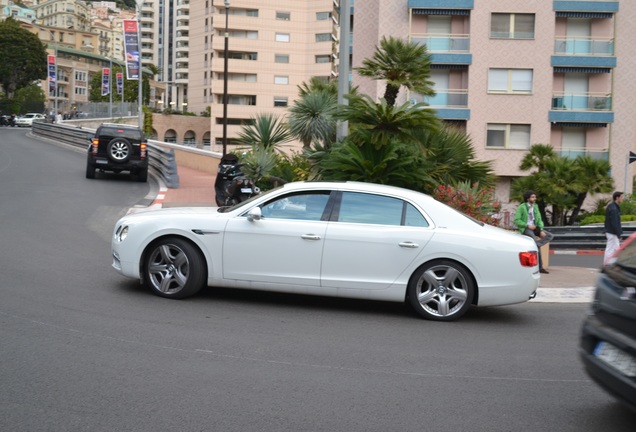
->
550;249;603;256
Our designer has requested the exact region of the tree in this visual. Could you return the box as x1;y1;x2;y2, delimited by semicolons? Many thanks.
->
418;127;495;192
337;94;440;150
0;18;47;98
235;113;292;150
512;144;614;225
288;90;337;149
355;36;435;107
13;84;46;114
88;65;150;104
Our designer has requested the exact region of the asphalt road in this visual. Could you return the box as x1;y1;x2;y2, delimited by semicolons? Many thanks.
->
1;128;633;431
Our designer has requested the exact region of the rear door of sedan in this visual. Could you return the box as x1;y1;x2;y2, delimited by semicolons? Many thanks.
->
320;191;435;291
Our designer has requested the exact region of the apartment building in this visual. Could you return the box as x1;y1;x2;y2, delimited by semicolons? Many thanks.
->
138;0;189;114
188;0;337;150
353;0;636;199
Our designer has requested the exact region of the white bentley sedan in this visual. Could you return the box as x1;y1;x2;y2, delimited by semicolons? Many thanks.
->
112;181;540;321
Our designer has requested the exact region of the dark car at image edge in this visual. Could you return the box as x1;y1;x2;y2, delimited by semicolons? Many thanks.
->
580;233;636;412
86;123;148;182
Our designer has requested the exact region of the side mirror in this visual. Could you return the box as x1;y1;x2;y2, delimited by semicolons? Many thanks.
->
247;207;262;222
87;133;95;142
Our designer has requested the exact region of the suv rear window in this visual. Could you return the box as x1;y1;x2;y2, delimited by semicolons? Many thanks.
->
99;127;143;141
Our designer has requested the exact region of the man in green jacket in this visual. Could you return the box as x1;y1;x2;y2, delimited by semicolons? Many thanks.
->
514;190;554;274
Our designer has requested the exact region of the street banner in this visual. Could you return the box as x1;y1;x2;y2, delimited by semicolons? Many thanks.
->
123;19;140;80
116;73;124;95
47;55;56;95
101;68;110;96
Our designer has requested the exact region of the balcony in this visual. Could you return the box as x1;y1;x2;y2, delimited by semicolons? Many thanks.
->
411;89;470;120
552;37;616;69
549;92;614;124
556;147;609;161
411;35;471;65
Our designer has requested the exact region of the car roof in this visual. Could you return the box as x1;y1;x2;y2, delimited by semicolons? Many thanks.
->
279;181;433;202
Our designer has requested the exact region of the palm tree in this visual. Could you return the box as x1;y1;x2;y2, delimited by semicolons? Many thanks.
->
338;94;440;150
313;138;435;191
519;143;557;172
355;36;435;107
419;127;495;191
235;113;292;150
567;155;614;224
288;90;337;149
297;77;338;97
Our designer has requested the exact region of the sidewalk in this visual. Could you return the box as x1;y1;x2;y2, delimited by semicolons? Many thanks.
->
147;166;599;302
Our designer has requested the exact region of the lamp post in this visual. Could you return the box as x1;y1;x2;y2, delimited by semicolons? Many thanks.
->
222;0;230;155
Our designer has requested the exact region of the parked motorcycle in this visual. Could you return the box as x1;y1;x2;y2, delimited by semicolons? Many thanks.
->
214;154;260;206
0;114;16;127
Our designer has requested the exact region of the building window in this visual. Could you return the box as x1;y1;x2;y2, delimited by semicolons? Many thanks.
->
486;124;531;149
315;55;331;64
275;54;289;63
316;12;331;21
223;73;257;82
488;69;533;94
227;51;258;60
218;95;256;105
228;30;258;39
274;76;289;85
274;96;288;107
491;13;535;39
276;11;290;20
315;33;331;42
275;33;290;42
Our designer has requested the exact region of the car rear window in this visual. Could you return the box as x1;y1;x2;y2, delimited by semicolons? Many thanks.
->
101;128;143;140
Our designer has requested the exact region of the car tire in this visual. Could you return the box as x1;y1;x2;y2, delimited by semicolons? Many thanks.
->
86;157;95;179
407;260;475;321
144;237;206;299
137;168;148;182
106;138;132;163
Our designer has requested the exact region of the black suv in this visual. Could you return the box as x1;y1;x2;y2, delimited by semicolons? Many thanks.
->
86;123;148;182
580;234;636;412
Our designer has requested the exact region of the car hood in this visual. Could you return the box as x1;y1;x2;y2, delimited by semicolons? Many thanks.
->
119;206;223;223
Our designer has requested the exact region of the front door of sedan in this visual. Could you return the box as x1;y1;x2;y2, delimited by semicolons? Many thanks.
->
320;192;434;290
222;192;331;286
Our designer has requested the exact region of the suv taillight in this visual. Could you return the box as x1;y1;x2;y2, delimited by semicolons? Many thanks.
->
91;138;99;155
140;143;147;159
519;251;538;267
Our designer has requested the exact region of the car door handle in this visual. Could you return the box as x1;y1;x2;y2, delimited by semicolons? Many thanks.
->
399;242;419;248
301;234;321;241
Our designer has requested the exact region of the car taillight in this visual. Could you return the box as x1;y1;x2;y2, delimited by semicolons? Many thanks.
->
519;251;538;267
140;143;147;159
92;139;99;155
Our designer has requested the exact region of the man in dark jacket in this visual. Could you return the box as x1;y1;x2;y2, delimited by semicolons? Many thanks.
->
604;191;624;264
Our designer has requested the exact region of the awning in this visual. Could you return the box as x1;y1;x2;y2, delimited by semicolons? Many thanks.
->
555;12;613;19
553;67;611;74
552;122;607;128
412;9;470;16
431;64;468;70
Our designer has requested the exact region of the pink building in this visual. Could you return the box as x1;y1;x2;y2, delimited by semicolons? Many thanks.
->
353;0;635;202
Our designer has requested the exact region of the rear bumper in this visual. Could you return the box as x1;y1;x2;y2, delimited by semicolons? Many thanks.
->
89;157;148;172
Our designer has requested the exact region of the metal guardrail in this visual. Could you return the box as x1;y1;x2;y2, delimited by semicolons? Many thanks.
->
32;122;180;188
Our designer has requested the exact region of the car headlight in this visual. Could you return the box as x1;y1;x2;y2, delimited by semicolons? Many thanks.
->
116;225;129;242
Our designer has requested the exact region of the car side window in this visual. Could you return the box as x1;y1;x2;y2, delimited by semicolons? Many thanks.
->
337;192;429;227
261;192;330;221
